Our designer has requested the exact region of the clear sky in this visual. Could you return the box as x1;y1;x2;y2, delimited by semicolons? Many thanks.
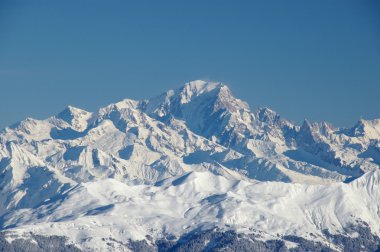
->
1;0;379;129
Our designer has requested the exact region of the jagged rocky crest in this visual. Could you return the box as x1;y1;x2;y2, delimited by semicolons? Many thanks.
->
0;80;379;251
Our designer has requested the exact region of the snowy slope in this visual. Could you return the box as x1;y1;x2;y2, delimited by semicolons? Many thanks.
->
0;80;379;251
3;170;380;251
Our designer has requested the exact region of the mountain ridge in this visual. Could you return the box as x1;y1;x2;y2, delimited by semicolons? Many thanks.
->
2;80;380;184
0;80;379;251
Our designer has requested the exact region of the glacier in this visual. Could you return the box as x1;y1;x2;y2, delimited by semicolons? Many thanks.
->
0;80;379;251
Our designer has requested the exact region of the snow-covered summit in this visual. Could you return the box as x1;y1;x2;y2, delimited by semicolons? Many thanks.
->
346;118;380;139
0;80;379;251
177;80;226;101
56;105;93;131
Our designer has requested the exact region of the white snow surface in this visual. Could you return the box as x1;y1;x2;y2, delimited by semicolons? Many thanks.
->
0;80;379;250
4;170;380;251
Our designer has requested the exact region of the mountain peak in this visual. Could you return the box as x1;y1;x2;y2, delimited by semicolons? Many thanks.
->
299;119;333;137
182;80;224;91
177;80;227;104
141;80;239;119
56;105;93;131
178;80;249;113
57;106;90;121
255;107;280;124
348;118;380;139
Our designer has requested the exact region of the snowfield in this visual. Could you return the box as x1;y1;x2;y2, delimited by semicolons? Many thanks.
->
0;80;379;251
4;170;380;251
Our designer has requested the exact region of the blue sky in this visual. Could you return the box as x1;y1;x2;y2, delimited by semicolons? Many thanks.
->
0;0;379;129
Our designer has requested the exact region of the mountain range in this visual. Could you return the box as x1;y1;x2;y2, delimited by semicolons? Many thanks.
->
0;80;379;251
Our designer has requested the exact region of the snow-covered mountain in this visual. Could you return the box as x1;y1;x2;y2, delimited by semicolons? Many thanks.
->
0;80;379;251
